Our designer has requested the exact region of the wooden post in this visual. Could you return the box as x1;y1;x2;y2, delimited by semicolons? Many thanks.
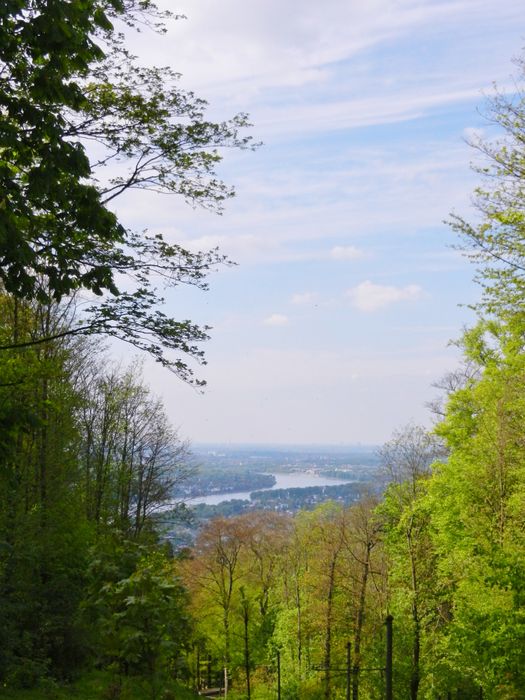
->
242;595;251;700
385;615;393;700
277;650;281;700
197;646;201;691
346;641;351;700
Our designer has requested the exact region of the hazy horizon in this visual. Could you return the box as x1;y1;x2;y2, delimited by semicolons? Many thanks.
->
191;442;380;451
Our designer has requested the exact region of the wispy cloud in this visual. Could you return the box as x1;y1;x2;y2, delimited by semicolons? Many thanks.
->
255;86;490;139
291;292;318;305
118;141;475;262
140;0;521;101
263;313;289;326
330;245;364;261
121;0;519;443
347;280;424;312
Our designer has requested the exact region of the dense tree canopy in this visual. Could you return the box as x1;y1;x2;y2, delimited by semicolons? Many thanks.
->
0;0;254;381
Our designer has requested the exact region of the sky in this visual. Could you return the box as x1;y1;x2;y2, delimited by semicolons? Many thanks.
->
109;0;525;445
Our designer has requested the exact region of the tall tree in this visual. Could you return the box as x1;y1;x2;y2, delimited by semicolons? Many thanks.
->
378;426;445;700
439;56;525;695
0;295;91;684
183;517;247;695
0;294;195;688
0;0;254;380
449;55;525;318
341;497;384;700
77;360;192;536
429;319;525;697
87;545;190;696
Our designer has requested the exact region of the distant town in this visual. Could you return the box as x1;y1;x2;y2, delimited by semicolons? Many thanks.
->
163;445;382;545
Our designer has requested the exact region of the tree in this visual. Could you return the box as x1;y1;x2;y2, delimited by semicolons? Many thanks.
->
287;504;348;700
449;55;525;317
341;497;384;700
379;423;446;494
0;0;254;381
0;294;93;685
88;546;190;697
428;319;525;697
379;426;445;700
439;55;525;695
426;359;481;421
0;293;195;688
271;514;310;694
183;517;247;695
76;360;193;536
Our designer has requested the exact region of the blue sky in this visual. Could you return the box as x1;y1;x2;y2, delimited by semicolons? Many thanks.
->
111;0;525;444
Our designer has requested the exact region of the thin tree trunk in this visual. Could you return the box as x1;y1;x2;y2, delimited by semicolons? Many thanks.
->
223;611;230;698
324;558;337;700
408;528;420;700
295;577;302;675
241;592;251;699
352;543;371;700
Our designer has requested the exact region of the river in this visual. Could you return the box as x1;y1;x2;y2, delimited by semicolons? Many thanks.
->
188;471;351;506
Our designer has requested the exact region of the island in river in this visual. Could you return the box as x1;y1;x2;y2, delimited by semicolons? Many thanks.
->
163;445;381;545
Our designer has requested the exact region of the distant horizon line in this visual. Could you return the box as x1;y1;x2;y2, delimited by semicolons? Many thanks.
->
190;442;380;451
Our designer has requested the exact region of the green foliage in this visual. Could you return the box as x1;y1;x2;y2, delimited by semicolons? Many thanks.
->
182;396;523;699
449;56;525;318
4;12;525;697
1;669;201;700
76;359;193;537
88;546;190;684
0;296;195;692
428;318;525;697
0;298;94;686
0;0;254;695
0;0;255;380
0;0;124;301
183;504;387;700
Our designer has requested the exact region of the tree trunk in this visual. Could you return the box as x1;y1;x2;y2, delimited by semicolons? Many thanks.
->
295;577;303;675
352;543;371;700
324;558;337;700
241;594;251;699
408;528;420;700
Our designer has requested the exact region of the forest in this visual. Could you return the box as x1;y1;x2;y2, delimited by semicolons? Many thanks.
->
1;1;525;699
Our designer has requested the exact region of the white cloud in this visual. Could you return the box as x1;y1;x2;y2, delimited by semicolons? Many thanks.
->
263;313;289;326
134;0;519;102
347;280;423;312
255;86;489;140
291;291;317;304
330;245;364;261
